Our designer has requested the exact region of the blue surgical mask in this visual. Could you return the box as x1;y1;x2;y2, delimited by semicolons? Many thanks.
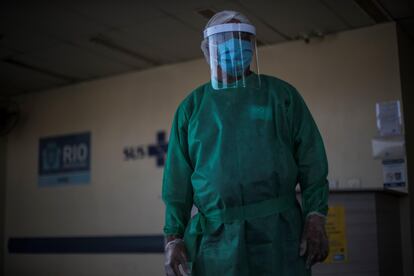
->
217;38;253;77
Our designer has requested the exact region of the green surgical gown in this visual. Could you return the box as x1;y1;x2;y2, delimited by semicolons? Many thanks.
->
162;74;329;276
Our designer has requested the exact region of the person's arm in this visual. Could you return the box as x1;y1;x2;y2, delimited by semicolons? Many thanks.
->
162;103;194;238
162;104;193;276
288;88;329;218
287;86;329;268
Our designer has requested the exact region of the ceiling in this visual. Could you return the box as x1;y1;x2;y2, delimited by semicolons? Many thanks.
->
0;0;413;96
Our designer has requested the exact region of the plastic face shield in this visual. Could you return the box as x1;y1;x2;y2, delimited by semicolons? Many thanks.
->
204;23;261;90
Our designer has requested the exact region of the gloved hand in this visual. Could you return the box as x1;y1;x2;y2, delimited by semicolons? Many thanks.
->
299;213;329;268
164;238;190;276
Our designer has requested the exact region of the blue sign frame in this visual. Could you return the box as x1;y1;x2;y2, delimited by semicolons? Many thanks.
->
38;132;91;187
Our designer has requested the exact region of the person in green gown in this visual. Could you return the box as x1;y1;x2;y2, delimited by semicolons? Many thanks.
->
163;10;329;276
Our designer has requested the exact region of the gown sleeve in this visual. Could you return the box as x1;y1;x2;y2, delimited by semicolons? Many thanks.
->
288;87;329;218
162;103;194;236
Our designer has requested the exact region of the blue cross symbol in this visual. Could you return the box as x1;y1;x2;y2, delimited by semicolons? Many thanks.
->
148;131;169;167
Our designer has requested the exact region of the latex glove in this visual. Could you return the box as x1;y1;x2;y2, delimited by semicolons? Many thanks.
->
164;238;190;276
299;213;329;268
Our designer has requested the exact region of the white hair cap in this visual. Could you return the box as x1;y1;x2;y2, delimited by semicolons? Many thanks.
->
205;10;252;28
201;10;253;63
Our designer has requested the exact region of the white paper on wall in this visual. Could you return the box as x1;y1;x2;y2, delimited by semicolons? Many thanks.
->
376;101;402;137
382;159;406;189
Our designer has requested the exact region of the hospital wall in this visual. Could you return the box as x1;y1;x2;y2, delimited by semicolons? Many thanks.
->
3;22;402;275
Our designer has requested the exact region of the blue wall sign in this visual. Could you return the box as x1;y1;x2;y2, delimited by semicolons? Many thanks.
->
382;159;406;188
148;131;168;167
38;132;91;187
123;131;168;168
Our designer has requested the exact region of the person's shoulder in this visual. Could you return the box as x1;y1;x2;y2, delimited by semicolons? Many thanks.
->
177;81;210;116
260;74;300;100
260;74;297;91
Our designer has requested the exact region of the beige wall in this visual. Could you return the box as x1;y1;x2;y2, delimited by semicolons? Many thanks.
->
4;23;401;275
